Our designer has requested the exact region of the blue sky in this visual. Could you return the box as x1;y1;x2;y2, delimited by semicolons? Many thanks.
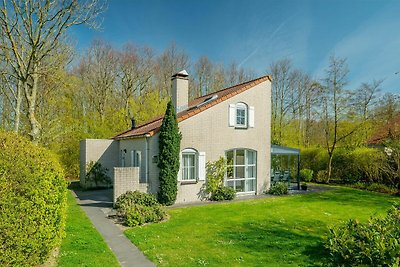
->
70;0;400;93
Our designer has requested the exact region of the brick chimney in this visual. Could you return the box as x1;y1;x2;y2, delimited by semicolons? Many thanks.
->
171;70;189;113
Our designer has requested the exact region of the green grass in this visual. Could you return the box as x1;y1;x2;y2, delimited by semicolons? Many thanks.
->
125;187;398;267
57;191;119;267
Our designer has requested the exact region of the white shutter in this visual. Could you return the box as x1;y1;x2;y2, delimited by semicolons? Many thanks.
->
249;106;255;128
198;152;206;181
177;153;182;181
229;104;236;127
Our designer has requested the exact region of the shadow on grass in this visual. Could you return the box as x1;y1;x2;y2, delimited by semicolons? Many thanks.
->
218;220;330;266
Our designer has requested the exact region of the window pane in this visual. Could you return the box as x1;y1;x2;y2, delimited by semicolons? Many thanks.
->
246;179;255;191
247;166;256;178
226;180;234;189
235;180;245;192
247;150;255;165
182;153;197;180
227;165;234;179
235;166;245;178
226;150;234;164
236;150;245;165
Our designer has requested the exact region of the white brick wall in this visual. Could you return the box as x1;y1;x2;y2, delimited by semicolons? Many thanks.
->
113;167;148;204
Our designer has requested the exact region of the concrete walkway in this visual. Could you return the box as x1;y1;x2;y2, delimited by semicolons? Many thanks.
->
72;189;155;267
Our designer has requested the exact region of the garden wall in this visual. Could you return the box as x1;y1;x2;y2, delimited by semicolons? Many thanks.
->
113;167;148;204
80;139;119;188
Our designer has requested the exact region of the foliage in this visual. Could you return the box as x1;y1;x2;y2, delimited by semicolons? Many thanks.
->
85;161;111;188
326;204;400;266
0;131;67;266
125;187;398;266
268;182;288;195
206;157;236;201
58;190;119;266
351;182;397;195
157;101;182;205
210;187;236;201
115;190;160;211
300;147;327;177
116;191;166;227
316;170;329;183
300;168;313;182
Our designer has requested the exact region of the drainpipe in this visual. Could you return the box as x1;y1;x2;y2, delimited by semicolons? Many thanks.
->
145;134;150;183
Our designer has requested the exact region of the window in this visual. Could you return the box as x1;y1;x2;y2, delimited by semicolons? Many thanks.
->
182;149;198;181
226;149;257;193
235;103;247;128
229;103;254;128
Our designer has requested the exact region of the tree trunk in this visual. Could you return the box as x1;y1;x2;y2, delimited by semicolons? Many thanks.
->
327;152;333;183
24;69;40;143
13;81;23;133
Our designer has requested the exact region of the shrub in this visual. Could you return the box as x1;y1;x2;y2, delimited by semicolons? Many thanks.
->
300;169;313;182
300;147;327;177
0;131;67;266
326;204;400;266
366;183;397;195
316;170;329;183
158;100;182;205
211;187;236;201
115;191;166;227
206;157;236;201
268;182;288;195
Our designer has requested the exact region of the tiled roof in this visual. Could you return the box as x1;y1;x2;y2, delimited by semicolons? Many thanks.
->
113;75;272;140
368;113;400;145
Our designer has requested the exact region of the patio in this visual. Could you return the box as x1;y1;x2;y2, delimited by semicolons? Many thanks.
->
271;145;300;190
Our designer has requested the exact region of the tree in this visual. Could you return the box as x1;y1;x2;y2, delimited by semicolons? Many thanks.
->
320;56;355;182
0;0;105;142
157;100;182;205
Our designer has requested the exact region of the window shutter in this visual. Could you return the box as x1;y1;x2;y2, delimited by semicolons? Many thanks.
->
130;150;135;167
177;153;182;181
229;104;235;127
198;152;206;181
249;106;255;128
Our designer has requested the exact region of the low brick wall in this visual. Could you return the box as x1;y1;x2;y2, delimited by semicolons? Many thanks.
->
113;167;148;205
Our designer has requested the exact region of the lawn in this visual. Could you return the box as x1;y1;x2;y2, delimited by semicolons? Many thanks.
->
57;191;119;267
125;187;398;267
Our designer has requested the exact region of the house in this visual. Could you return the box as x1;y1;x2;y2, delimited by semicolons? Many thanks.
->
368;113;400;146
80;70;272;204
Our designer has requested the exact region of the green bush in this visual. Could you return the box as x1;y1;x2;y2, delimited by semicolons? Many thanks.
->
211;187;236;201
300;169;313;182
316;170;329;183
115;191;166;227
268;182;288;195
0;131;67;266
206;157;236;201
326;204;400;266
300;147;327;177
158;100;182;205
366;183;397;194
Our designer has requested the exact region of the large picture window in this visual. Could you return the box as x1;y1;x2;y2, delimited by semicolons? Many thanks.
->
226;149;256;193
182;149;198;181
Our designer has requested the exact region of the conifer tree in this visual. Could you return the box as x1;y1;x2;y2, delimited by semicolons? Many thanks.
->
157;100;182;205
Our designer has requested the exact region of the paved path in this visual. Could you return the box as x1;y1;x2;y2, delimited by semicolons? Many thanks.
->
72;189;155;267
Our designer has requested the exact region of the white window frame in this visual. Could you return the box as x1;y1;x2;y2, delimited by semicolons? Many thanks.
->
181;148;198;182
226;149;257;193
235;103;248;128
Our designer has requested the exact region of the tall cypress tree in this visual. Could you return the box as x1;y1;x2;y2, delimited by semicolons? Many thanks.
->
157;100;182;205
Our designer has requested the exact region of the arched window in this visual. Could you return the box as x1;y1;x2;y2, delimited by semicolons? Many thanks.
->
228;102;254;128
226;148;257;193
181;148;198;181
235;102;248;128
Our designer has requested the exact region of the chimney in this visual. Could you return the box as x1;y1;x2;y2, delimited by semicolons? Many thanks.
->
171;70;189;113
131;117;136;130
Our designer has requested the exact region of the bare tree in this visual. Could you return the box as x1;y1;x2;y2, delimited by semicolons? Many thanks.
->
193;56;213;97
0;0;105;142
78;40;117;123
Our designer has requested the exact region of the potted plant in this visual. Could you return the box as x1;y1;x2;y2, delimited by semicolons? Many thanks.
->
301;183;308;191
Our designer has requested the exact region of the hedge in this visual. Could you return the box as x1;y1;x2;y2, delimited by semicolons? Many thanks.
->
0;131;67;266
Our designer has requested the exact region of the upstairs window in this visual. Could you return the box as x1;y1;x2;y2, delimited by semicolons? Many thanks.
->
229;102;255;128
235;103;247;128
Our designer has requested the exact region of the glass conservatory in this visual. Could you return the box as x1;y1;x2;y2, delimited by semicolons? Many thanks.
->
271;145;300;190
